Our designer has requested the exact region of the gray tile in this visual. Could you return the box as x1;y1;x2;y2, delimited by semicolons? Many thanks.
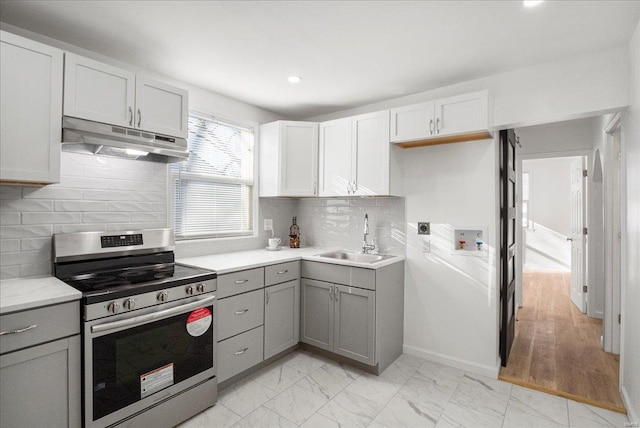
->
218;379;278;418
296;363;354;400
504;385;569;427
448;373;512;418
372;395;440;428
280;350;328;375
299;412;342;428
567;400;629;427
345;372;404;406
437;401;505;428
178;402;240;428
232;406;297;428
318;389;384;428
252;362;308;393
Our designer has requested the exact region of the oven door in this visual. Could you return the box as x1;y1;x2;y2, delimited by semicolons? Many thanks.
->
85;294;216;428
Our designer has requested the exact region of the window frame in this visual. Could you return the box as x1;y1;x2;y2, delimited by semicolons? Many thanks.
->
169;110;259;241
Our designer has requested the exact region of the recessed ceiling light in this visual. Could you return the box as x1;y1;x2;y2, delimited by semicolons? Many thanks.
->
288;75;302;83
523;0;543;7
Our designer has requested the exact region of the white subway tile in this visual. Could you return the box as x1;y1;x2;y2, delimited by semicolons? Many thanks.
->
62;152;109;167
1;249;48;266
1;212;21;225
131;212;166;222
0;186;22;200
134;192;166;202
107;201;153;212
54;224;108;234
83;212;131;223
20;261;52;278
60;176;110;189
1;225;53;239
1;239;21;253
83;189;132;201
107;222;167;231
1;199;53;212
22;186;83;200
107;179;164;192
55;200;108;212
1;265;20;280
22;212;83;225
21;237;52;251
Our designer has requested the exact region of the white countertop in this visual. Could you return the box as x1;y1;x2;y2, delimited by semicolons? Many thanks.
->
178;247;405;274
0;276;82;315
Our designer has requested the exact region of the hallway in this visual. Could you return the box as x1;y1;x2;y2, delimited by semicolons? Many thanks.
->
499;270;624;413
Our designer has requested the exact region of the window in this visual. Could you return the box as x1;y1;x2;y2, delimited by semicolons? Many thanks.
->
171;113;255;239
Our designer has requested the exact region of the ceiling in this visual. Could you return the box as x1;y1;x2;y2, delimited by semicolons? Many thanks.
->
1;1;639;120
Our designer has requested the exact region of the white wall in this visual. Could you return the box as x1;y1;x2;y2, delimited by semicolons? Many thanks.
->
621;19;640;426
523;157;575;237
308;46;629;130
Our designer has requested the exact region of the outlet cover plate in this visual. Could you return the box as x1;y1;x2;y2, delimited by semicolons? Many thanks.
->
418;222;430;235
264;219;273;230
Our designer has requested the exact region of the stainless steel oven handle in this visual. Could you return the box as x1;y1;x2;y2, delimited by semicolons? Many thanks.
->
91;295;216;334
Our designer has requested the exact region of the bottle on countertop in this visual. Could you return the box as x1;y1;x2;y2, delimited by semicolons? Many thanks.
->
289;216;300;248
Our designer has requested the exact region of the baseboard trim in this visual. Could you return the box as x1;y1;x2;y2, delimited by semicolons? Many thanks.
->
621;384;639;423
403;344;500;378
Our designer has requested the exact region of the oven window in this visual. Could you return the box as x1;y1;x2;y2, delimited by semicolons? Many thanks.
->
92;305;214;421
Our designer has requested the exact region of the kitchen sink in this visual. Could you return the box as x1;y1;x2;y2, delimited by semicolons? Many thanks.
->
316;250;396;264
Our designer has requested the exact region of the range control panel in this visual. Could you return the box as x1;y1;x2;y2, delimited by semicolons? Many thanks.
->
101;233;144;248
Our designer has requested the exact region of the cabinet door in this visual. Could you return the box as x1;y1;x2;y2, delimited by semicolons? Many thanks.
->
135;76;188;138
279;121;318;196
390;101;435;142
264;280;300;359
300;278;333;351
0;31;62;184
352;111;390;196
319;117;352;196
0;336;81;428
63;53;135;128
434;90;489;137
333;285;375;365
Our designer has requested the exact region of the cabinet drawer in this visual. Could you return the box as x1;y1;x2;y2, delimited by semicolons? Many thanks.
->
217;268;264;299
0;301;80;355
265;261;299;286
217;289;264;341
301;261;376;290
216;326;263;383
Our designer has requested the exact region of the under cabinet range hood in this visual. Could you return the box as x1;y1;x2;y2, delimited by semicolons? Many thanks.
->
61;117;189;162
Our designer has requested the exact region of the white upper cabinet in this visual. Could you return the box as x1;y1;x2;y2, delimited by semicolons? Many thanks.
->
259;121;318;197
319;110;400;197
1;31;63;184
64;54;188;138
390;90;492;147
319;117;352;197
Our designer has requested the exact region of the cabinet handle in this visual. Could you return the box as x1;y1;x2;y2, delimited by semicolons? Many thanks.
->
314;181;317;195
234;347;249;356
266;290;270;305
436;117;440;134
429;119;434;135
329;285;333;301
234;279;249;284
137;108;142;127
234;309;249;315
129;107;133;126
334;286;339;301
277;270;288;275
0;324;37;336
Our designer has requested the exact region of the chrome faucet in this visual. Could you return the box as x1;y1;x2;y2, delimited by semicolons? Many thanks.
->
362;214;376;254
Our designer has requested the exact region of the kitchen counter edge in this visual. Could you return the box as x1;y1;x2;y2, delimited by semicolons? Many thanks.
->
178;247;405;274
0;276;82;315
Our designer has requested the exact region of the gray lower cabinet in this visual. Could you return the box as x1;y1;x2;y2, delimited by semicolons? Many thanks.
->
217;326;264;383
301;278;375;365
301;260;404;373
264;279;300;359
0;301;81;428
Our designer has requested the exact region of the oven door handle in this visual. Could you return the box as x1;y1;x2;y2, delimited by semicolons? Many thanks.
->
91;295;216;334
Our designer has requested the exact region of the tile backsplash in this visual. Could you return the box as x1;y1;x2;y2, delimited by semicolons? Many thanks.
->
1;152;406;279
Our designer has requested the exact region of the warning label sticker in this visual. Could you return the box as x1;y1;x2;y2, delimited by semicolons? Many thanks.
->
186;307;212;337
140;363;174;399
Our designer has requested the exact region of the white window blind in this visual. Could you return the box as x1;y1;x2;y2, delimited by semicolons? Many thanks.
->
171;113;255;239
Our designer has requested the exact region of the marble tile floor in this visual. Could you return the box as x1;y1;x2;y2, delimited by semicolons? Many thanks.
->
179;350;632;428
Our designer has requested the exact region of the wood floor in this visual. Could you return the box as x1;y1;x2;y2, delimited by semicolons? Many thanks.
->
499;270;625;413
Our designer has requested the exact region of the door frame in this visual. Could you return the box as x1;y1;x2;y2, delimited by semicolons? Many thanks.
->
603;112;622;354
515;149;591;310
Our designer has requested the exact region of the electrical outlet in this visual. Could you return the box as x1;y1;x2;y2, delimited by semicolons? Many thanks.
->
418;222;430;235
264;219;273;230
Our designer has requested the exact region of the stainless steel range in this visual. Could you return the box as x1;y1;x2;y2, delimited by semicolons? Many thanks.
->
53;228;217;428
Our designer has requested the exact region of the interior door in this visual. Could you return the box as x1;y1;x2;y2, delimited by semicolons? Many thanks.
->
500;129;517;366
569;157;586;313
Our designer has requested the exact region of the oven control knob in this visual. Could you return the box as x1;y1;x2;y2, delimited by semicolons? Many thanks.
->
107;302;121;314
197;283;205;293
186;286;194;295
123;298;135;310
157;291;169;302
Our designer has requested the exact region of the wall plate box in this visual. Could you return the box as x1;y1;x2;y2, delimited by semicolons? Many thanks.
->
452;226;488;257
